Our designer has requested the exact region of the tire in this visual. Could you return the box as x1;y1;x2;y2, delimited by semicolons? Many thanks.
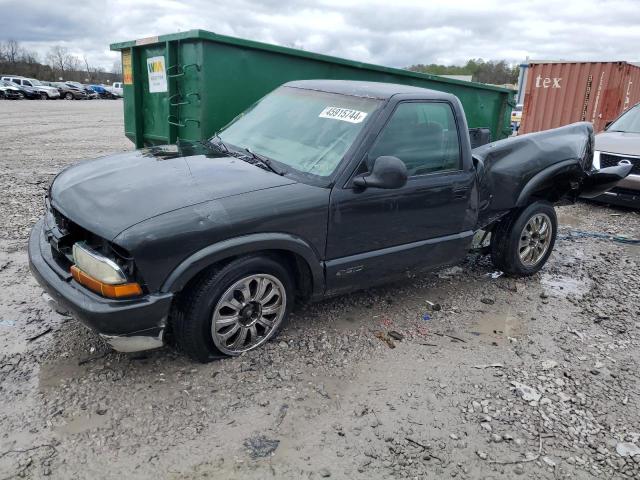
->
171;255;294;362
40;92;48;100
65;92;73;100
17;92;24;99
490;201;557;276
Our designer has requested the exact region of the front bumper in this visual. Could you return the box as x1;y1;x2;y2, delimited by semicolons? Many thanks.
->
28;219;173;352
591;177;640;208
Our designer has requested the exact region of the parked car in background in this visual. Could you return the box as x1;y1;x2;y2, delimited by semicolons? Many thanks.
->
89;84;119;99
108;82;123;97
589;102;640;208
0;79;39;99
65;81;99;99
0;80;22;99
0;76;60;99
511;104;523;134
51;82;88;100
28;80;630;360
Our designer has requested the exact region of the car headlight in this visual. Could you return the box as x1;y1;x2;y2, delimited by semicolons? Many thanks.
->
71;242;142;298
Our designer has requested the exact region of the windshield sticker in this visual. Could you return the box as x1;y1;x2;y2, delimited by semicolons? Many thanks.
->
319;107;368;124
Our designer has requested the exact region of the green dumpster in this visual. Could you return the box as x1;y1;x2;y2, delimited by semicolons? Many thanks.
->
110;30;515;148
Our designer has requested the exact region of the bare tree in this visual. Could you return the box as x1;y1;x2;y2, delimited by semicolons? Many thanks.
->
5;39;21;64
47;46;69;74
46;46;81;79
111;59;122;76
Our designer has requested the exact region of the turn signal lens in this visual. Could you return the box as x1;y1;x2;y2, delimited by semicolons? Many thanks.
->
71;265;142;298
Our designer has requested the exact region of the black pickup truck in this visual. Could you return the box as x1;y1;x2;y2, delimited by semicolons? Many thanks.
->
28;80;630;361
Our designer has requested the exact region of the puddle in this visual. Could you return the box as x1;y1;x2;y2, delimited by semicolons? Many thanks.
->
541;273;590;297
38;358;86;391
54;414;109;435
557;210;584;228
468;311;523;343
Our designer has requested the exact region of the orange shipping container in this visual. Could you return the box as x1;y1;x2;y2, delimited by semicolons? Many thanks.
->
519;61;640;134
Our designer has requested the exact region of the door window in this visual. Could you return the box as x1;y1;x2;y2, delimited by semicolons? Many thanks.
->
368;102;461;176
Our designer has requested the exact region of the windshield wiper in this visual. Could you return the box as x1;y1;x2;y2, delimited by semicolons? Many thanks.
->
207;134;230;154
242;147;284;175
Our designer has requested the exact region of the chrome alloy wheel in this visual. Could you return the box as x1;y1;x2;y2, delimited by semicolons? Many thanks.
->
518;213;552;266
211;274;286;355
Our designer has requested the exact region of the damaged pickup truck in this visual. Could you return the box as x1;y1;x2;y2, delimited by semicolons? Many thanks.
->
28;80;631;361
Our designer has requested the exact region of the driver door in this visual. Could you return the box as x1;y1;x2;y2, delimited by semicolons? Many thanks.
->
325;100;475;294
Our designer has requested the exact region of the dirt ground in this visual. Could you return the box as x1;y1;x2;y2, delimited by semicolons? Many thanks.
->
1;100;639;480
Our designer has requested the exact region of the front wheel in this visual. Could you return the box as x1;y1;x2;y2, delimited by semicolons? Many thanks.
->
40;92;48;100
171;255;294;362
490;201;557;276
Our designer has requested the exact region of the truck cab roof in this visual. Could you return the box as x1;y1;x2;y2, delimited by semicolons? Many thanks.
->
284;79;456;101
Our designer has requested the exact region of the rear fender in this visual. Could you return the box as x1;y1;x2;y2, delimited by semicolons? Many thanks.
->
515;159;582;207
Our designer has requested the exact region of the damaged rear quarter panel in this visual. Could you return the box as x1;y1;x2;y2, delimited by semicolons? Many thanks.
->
473;122;594;227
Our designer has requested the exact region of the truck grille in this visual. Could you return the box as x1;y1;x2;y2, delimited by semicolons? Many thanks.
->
600;153;640;175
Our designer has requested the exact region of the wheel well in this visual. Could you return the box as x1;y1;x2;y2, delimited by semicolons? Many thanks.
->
175;249;314;303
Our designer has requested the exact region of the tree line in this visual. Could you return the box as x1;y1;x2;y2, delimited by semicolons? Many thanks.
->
0;40;121;84
407;59;520;85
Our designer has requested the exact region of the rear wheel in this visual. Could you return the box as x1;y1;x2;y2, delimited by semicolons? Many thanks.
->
40;92;48;100
490;201;557;276
64;92;73;100
171;255;294;362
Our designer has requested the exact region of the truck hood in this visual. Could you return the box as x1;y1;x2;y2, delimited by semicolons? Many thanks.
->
595;131;640;157
50;149;296;240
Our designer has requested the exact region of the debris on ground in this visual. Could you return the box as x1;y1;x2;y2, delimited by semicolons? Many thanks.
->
510;382;542;402
388;331;404;341
243;435;280;458
374;331;396;349
616;442;640;457
472;363;504;369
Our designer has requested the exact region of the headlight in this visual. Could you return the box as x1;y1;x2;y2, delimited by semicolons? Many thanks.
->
73;242;126;284
71;243;142;298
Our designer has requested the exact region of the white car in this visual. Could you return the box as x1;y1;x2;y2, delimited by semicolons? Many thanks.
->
107;82;123;97
0;76;60;99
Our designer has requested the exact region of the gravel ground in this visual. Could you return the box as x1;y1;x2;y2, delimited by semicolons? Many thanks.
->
1;100;640;479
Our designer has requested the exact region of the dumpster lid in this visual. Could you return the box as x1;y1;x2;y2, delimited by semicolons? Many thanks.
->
110;29;515;94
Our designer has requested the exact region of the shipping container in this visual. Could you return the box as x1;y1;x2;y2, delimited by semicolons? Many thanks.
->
519;61;640;134
110;30;515;148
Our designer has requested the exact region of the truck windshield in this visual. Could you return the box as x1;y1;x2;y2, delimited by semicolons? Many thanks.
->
217;86;381;177
608;104;640;134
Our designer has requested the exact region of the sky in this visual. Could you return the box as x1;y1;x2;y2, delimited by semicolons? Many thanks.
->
1;0;639;71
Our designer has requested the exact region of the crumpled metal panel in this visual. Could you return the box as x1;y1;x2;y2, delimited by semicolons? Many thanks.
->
473;122;593;227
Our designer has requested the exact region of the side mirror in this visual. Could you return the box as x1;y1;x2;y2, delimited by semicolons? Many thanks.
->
353;156;408;189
